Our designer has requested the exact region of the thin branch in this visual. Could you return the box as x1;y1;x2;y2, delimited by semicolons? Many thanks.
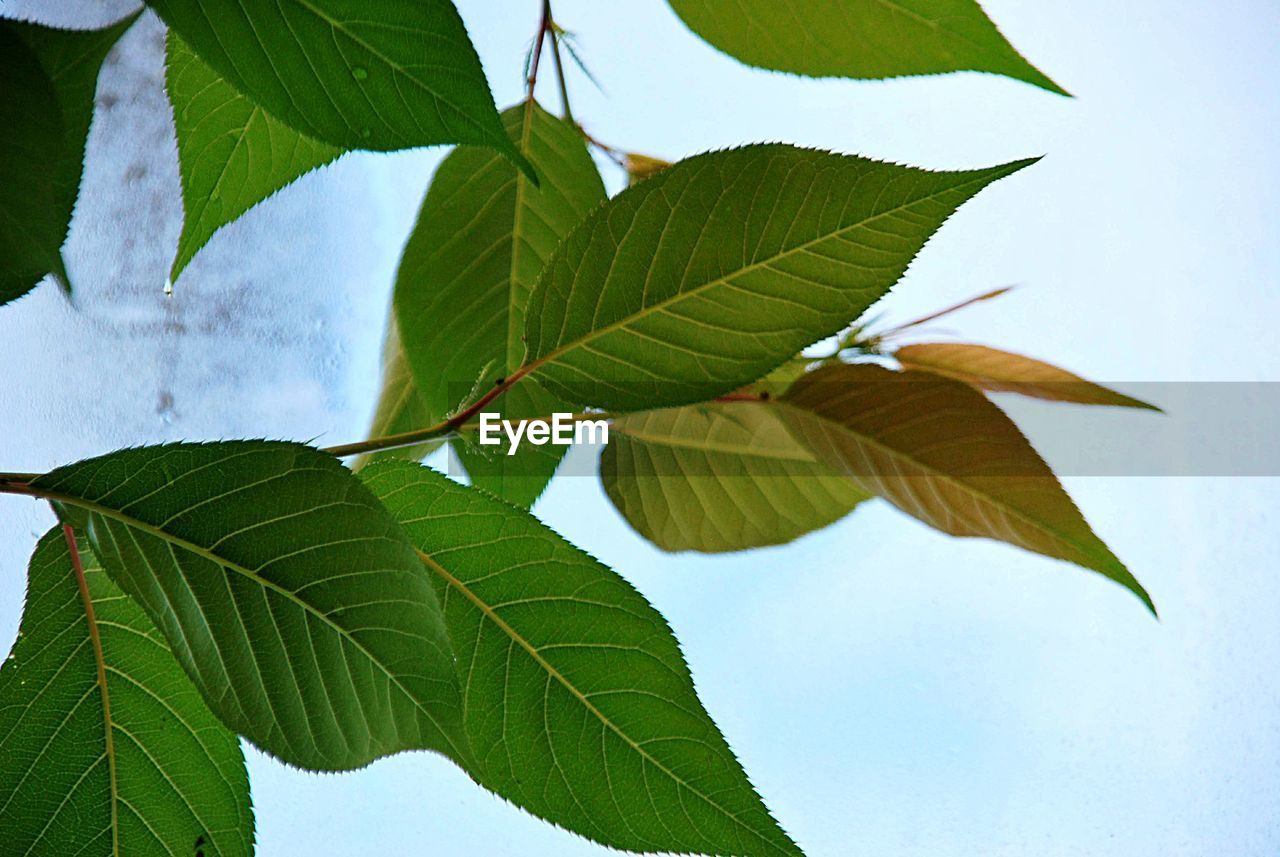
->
576;126;626;167
547;16;574;123
874;285;1015;341
526;0;553;102
322;364;534;459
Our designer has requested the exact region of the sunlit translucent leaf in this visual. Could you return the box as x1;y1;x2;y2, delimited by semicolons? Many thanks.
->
0;529;253;855
395;101;605;506
355;316;445;470
668;0;1067;95
33;441;468;771
603;402;868;551
778;363;1154;612
147;0;529;174
895;342;1161;409
166;31;342;282
363;461;800;856
523;144;1035;411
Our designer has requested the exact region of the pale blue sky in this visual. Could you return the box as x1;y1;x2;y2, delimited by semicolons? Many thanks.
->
1;1;1278;854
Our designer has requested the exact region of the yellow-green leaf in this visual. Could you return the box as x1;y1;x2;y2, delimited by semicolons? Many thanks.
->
523;145;1036;412
603;402;869;551
166;32;342;282
668;0;1067;94
395;101;605;506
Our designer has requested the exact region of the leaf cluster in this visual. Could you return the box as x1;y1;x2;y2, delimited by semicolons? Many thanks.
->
0;2;1157;854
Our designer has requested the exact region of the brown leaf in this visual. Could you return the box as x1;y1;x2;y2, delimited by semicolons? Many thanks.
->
777;363;1154;613
895;343;1160;410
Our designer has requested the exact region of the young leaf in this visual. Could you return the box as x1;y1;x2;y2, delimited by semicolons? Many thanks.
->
0;529;253;855
0;14;140;302
395;100;605;506
603;402;869;552
0;24;63;306
667;0;1068;95
523;145;1035;411
31;441;468;771
147;0;530;174
166;32;342;282
363;461;800;856
894;342;1161;409
777;364;1155;612
355;316;445;470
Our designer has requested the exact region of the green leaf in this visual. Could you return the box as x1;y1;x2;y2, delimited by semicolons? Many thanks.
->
0;528;253;855
147;0;530;174
0;14;140;303
362;461;800;856
523;144;1035;411
603;402;869;552
894;342;1162;410
667;0;1068;95
32;441;469;771
777;363;1155;612
0;24;62;305
354;316;445;470
166;31;342;282
395;100;605;506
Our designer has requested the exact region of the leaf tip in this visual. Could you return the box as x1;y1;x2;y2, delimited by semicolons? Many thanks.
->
510;148;541;187
1111;561;1158;619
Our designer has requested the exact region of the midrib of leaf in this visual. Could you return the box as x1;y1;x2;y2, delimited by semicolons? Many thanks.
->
35;486;469;760
773;398;1138;593
415;546;791;855
67;531;120;857
528;161;1033;372
189;108;260;236
870;0;936;30
506;101;537;368
290;0;494;145
867;0;1032;69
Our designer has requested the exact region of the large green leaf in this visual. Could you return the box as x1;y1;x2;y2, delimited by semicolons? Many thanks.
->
147;0;529;173
0;25;65;305
777;363;1154;612
0;16;138;304
668;0;1067;95
522;145;1035;412
0;528;253;855
603;402;869;552
363;461;800;856
166;32;342;282
32;441;469;771
395;100;605;506
354;316;445;470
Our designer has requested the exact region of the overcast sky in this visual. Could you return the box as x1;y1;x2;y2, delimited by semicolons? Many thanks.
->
2;1;1278;854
